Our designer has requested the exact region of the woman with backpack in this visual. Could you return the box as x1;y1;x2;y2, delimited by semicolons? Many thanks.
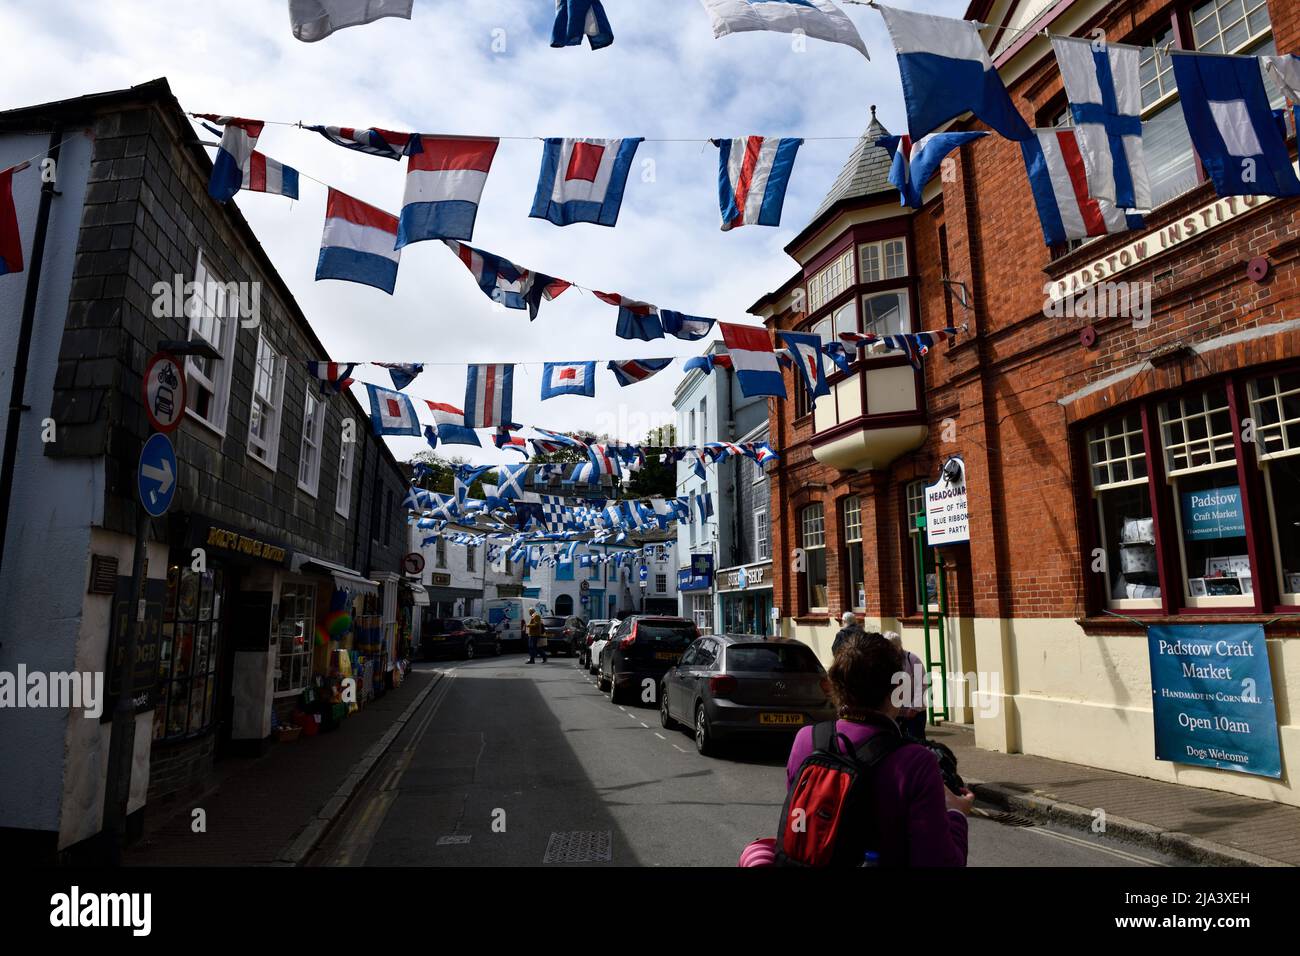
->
741;632;973;867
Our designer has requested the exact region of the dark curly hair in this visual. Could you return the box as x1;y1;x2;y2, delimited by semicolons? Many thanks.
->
828;631;903;719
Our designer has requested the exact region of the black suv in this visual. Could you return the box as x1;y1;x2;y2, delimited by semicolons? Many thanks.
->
421;617;500;661
598;616;698;705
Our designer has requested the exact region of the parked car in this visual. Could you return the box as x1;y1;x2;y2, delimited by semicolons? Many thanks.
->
587;620;617;674
598;616;698;705
577;619;611;668
660;636;834;755
421;617;500;661
541;615;579;656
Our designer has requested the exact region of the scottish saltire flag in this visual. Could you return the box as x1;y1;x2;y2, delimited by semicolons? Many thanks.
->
699;0;868;58
1263;55;1300;103
494;427;529;456
876;4;1031;142
553;0;614;49
366;383;422;436
0;167;23;276
683;353;733;375
497;463;529;500
777;331;831;402
317;189;402;294
660;311;716;341
1050;37;1149;209
531;138;643;227
455;464;492;504
290;0;413;42
608;357;673;387
715;136;802;230
1020;128;1145;246
541;362;597;400
464;364;515;429
877;131;988;207
376;362;423;390
426;401;482;447
399;136;500;245
1171;52;1300;198
201;116;263;203
307;361;357;395
310;125;415;160
720;322;786;399
444;241;571;319
241;151;300;200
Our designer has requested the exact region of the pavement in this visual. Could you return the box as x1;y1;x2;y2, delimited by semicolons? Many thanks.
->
930;723;1299;867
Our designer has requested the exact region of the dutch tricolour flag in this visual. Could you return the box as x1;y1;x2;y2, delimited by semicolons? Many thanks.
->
1020;128;1145;247
426;401;481;447
531;137;643;227
715;136;802;230
399;136;500;246
876;4;1030;142
317;188;402;294
242;151;300;200
719;322;786;399
464;364;515;429
204;116;264;203
0;166;23;277
541;362;596;400
1051;37;1150;210
877;131;988;208
608;358;673;387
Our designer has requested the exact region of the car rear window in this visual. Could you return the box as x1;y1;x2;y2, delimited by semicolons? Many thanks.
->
543;617;564;626
443;619;464;630
636;622;696;647
726;644;822;673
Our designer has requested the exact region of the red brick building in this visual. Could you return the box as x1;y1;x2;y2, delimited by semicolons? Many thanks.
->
755;0;1300;806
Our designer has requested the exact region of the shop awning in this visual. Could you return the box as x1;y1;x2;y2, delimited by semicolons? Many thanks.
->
405;582;430;606
291;555;380;597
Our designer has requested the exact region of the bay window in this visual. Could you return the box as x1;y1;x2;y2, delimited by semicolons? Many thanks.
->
801;503;828;612
860;238;908;284
807;248;854;312
862;289;910;340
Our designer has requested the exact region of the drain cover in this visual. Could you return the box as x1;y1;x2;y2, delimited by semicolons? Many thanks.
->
436;835;472;846
987;811;1037;828
543;830;612;864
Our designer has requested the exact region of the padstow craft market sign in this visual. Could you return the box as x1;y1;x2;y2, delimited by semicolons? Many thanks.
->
1147;624;1281;778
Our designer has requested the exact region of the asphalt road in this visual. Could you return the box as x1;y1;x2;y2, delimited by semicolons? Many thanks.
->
310;655;1185;867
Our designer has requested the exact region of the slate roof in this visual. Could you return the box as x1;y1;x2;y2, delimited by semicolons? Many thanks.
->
809;106;894;222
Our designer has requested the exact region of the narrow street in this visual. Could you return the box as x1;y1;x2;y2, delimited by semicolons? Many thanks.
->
311;657;1183;867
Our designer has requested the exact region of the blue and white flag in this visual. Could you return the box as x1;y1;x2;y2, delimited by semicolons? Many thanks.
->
1171;51;1300;198
695;492;714;523
464;364;515;429
608;357;673;387
661;311;716;341
1051;37;1150;209
699;0;869;58
366;383;422;437
714;136;802;230
203;116;263;203
1021;128;1144;246
443;240;571;319
398;136;500;246
876;4;1031;142
777;331;831;403
823;341;852;374
1263;55;1300;104
376;363;423;391
877;131;988;208
497;463;529;500
541;361;597;400
309;125;415;161
455;464;492;504
597;292;665;341
552;0;614;50
531;138;643;227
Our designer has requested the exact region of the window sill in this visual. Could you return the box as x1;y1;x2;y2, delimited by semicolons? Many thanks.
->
247;449;278;476
795;615;831;625
186;407;226;439
297;479;320;499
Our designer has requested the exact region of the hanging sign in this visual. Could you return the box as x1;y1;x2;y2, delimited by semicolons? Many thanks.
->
1148;624;1280;778
142;352;187;433
403;552;426;575
925;456;969;546
1180;486;1246;540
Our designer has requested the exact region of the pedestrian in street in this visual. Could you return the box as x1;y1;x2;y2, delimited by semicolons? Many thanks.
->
885;631;928;741
526;609;548;664
831;611;863;657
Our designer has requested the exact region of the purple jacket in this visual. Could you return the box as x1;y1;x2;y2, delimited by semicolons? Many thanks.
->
786;718;968;867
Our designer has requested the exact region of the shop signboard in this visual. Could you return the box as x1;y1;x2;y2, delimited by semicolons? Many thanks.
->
925;457;969;546
1180;486;1246;540
187;517;290;566
1148;624;1280;778
678;554;713;592
103;575;166;719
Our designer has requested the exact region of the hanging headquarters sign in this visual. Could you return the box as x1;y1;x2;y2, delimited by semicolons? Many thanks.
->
925;457;969;546
1147;624;1281;779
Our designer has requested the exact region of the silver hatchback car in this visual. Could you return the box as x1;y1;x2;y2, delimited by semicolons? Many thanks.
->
659;635;835;755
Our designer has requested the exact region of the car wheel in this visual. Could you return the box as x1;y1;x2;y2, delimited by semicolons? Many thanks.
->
659;687;677;729
695;703;714;756
494;641;502;657
597;667;609;692
608;672;622;704
463;640;475;661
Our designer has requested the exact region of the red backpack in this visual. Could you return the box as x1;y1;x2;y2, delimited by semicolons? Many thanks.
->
775;721;905;867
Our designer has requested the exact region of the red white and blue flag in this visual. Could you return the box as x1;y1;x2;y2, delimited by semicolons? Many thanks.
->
0;166;23;277
317;188;402;294
1020;128;1144;247
588;443;622;477
398;136;499;246
608;357;673;387
493;427;529;456
719;322;786;399
375;362;423;391
241;150;300;199
531;428;587;456
541;362;596;400
426;401;481;447
309;125;416;160
306;361;357;395
777;330;831;403
443;240;571;319
365;383;422;437
715;136;802;231
531;137;643;227
595;292;664;341
464;364;515;429
201;115;263;203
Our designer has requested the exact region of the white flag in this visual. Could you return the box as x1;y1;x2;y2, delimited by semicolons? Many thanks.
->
289;0;413;43
698;0;869;59
1262;54;1300;103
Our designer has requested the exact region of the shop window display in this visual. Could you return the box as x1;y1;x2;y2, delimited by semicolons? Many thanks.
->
1087;413;1161;607
154;564;223;740
1251;372;1300;602
275;582;316;696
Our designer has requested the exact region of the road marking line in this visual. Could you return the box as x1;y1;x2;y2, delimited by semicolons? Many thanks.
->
639;722;648;728
618;706;626;711
654;733;666;740
672;744;687;753
1021;825;1167;866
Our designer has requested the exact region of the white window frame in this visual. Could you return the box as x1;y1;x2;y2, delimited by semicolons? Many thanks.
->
655;573;667;595
801;503;828;613
335;434;356;518
273;580;315;698
185;250;238;435
843;496;866;611
247;330;285;471
436;537;447;569
859;238;908;285
807;247;854;312
1088;414;1160;610
754;507;771;562
297;385;326;496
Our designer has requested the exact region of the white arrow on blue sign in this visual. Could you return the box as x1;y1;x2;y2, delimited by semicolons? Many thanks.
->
138;432;177;517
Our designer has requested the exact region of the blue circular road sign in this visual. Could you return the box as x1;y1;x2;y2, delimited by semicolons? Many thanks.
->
138;432;178;517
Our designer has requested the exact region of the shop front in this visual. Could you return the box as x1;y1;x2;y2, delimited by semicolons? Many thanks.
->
716;562;774;637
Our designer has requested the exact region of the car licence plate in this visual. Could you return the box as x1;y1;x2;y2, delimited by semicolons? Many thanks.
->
654;652;678;661
759;713;804;726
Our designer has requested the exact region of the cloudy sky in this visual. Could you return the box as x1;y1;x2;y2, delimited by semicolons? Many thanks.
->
0;0;959;467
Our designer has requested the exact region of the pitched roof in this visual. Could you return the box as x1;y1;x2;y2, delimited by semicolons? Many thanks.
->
809;106;894;221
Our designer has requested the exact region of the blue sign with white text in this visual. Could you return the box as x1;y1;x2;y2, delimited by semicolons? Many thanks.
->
678;553;714;593
1148;624;1280;778
138;432;177;518
1180;485;1245;540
